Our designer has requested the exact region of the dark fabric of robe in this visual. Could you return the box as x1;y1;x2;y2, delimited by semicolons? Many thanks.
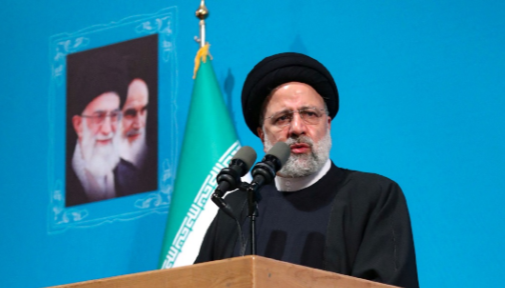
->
195;163;419;288
66;158;140;207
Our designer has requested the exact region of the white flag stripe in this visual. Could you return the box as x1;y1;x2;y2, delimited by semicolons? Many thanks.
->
162;141;241;268
172;201;219;267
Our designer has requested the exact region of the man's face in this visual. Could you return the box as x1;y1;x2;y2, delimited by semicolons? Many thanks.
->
72;92;121;176
122;79;149;143
258;82;332;177
79;92;121;143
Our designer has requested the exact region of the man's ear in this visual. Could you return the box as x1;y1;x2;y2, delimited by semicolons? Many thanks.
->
327;116;332;130
72;115;83;138
257;127;265;144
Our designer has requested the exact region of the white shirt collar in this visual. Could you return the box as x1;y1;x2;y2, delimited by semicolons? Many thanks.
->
274;159;332;192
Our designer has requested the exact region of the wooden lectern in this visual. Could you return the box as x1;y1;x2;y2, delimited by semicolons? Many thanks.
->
52;256;398;288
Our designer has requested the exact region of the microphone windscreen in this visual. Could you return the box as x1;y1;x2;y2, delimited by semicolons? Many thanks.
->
232;146;257;173
267;142;290;166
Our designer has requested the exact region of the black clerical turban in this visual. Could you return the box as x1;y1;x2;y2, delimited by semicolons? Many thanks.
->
67;49;127;117
241;52;339;136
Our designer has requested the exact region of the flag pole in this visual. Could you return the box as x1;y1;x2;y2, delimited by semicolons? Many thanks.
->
196;0;208;48
159;0;241;269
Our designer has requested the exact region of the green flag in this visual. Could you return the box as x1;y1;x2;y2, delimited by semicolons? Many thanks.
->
159;45;240;268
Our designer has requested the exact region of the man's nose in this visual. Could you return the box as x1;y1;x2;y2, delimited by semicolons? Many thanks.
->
288;112;306;136
100;116;113;135
132;114;141;128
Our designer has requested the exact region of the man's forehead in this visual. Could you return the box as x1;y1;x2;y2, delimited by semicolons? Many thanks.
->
125;84;149;108
124;94;148;108
265;82;325;112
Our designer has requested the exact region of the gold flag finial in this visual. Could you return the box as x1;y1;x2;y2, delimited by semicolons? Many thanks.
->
195;0;209;20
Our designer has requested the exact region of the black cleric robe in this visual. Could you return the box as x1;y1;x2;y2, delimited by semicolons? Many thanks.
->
195;162;419;288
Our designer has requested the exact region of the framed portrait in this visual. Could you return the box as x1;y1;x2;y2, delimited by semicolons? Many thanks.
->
48;7;178;232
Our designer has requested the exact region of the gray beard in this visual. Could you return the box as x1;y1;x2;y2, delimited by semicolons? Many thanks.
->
263;129;332;178
119;129;147;169
80;119;120;177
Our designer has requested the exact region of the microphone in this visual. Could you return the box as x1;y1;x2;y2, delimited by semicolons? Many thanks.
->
212;145;256;220
250;142;290;192
214;146;257;197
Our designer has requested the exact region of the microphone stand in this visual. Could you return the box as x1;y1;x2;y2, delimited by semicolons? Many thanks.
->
212;142;289;256
211;181;258;256
212;159;282;255
213;181;262;255
245;182;261;255
245;158;277;255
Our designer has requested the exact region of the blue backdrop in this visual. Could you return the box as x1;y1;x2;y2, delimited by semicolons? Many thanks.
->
0;1;504;287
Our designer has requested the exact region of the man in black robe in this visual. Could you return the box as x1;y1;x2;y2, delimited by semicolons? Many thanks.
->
195;52;419;288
